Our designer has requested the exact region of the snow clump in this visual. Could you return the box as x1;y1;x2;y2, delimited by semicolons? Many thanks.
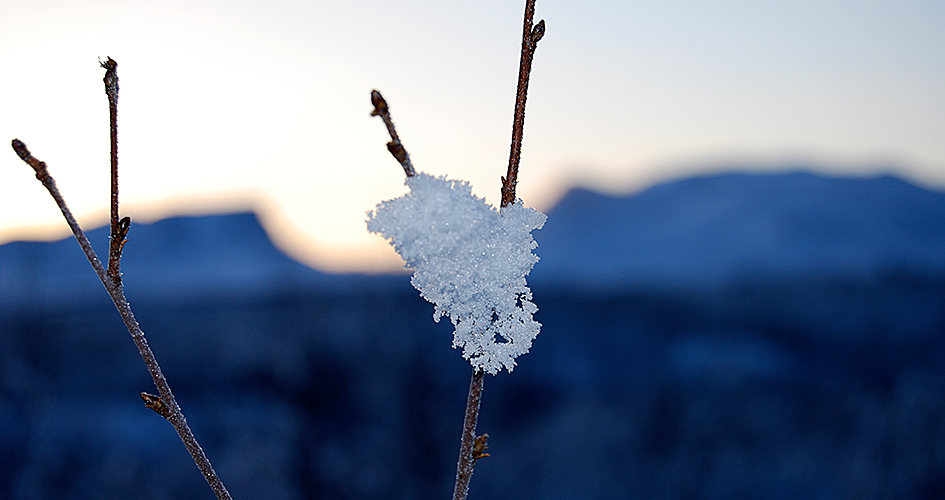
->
366;172;546;374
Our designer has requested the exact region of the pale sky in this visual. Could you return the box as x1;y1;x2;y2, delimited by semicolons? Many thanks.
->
2;0;943;272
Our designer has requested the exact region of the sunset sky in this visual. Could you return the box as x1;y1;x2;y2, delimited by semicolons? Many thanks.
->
2;0;943;272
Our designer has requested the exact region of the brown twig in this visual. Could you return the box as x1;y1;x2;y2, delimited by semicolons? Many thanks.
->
452;2;544;499
452;369;485;500
501;1;544;208
370;89;416;177
10;66;233;500
100;56;127;286
368;4;543;498
12;139;105;282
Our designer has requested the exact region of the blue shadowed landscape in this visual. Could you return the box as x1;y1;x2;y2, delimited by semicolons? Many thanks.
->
2;170;945;499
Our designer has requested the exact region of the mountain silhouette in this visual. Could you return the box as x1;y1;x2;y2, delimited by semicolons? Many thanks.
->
533;170;945;290
2;170;945;499
5;170;945;302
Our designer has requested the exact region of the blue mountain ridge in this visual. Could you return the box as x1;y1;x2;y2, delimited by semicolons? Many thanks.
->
0;212;402;308
532;170;945;290
3;170;944;304
3;169;945;499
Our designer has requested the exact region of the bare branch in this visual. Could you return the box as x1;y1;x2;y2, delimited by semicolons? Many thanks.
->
501;1;545;208
451;2;544;499
11;127;232;500
99;56;126;286
370;89;416;177
10;139;105;284
452;369;485;500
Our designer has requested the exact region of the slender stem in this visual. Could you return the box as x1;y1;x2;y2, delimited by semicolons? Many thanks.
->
370;89;416;177
11;142;232;500
452;369;485;500
501;0;544;208
452;2;544;499
100;57;126;286
11;139;107;284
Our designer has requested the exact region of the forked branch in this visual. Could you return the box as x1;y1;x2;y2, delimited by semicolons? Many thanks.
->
371;4;543;500
100;57;128;286
10;59;232;500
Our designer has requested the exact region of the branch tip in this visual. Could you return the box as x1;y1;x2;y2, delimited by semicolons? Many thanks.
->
11;138;49;179
370;89;388;116
501;0;543;208
102;57;123;286
98;56;117;71
370;89;416;177
11;138;31;163
99;56;119;97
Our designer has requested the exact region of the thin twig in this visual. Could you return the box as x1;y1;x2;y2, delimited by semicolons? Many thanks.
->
11;139;105;283
100;57;127;286
12;100;232;500
501;0;544;208
370;89;416;177
452;2;544;499
369;4;543;498
452;369;485;500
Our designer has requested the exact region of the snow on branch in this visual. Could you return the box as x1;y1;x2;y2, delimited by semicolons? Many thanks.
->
367;173;546;374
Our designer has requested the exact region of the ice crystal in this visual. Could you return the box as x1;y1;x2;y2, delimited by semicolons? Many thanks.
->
366;173;546;374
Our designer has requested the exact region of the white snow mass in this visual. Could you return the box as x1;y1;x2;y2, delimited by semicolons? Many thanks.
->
366;173;546;374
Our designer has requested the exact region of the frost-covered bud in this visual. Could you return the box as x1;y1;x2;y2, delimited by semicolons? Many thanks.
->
367;173;546;374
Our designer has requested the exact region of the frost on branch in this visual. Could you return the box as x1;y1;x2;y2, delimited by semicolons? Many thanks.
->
367;173;546;374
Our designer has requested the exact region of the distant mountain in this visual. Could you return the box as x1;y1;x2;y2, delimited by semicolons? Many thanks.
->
0;212;391;308
3;171;945;499
3;171;945;304
533;171;945;290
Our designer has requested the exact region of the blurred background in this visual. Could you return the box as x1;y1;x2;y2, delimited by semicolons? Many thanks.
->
2;1;945;499
2;0;943;271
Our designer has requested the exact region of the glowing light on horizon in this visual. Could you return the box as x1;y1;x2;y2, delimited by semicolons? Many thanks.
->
2;0;943;273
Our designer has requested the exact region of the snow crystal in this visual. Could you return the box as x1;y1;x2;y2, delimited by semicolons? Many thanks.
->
366;173;546;374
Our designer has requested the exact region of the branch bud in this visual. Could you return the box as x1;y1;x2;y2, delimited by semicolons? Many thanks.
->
530;19;546;44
